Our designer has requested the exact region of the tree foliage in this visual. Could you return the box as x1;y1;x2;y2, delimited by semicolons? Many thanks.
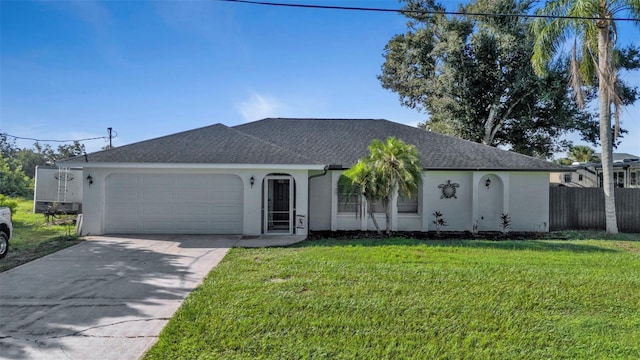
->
342;137;422;234
568;145;599;163
556;145;599;164
379;0;595;158
0;134;88;197
0;156;33;197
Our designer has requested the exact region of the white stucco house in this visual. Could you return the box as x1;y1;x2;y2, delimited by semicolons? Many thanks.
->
60;118;567;237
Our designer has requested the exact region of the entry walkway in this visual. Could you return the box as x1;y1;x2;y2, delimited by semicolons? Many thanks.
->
0;234;305;360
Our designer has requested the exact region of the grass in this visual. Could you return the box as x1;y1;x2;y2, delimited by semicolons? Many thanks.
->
144;236;640;360
0;197;81;272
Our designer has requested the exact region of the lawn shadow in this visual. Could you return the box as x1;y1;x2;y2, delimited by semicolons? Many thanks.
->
0;236;227;359
295;234;619;253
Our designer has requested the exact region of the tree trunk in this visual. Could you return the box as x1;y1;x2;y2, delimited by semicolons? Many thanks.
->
367;197;381;235
482;105;498;145
385;203;392;235
597;22;619;233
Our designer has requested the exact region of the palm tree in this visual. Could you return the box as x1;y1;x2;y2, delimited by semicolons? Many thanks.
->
568;145;599;163
343;137;423;234
531;0;640;233
341;161;384;233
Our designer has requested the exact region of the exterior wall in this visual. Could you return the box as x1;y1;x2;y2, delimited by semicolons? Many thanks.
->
329;170;550;233
474;173;508;231
509;172;549;231
79;166;310;236
423;171;473;231
80;166;551;236
309;170;332;230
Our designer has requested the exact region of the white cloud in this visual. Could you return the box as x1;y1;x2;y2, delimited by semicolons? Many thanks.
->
235;93;287;121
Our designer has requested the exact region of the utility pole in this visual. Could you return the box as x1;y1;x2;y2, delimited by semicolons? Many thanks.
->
107;127;113;149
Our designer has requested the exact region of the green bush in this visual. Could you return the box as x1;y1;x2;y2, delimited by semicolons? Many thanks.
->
0;156;33;197
0;194;18;214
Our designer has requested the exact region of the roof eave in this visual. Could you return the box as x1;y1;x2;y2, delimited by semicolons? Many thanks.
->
424;167;568;172
57;162;327;170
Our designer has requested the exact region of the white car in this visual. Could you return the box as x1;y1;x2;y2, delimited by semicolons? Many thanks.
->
0;207;13;259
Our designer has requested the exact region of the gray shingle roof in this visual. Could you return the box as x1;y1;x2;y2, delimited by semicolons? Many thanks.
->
234;118;566;171
66;118;567;171
67;123;318;165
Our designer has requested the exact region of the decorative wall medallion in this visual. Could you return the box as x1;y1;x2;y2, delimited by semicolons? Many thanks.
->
438;180;459;199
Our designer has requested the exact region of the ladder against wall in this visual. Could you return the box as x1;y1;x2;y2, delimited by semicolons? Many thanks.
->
55;167;70;203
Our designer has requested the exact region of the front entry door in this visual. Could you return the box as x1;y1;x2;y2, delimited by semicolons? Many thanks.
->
264;176;293;234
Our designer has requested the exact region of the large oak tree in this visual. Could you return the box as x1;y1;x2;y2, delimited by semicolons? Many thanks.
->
379;0;594;158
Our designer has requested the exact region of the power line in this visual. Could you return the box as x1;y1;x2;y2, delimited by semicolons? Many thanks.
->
1;133;109;143
215;0;640;22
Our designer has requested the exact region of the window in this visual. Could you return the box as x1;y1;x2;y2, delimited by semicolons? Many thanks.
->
368;199;387;213
336;175;418;214
398;193;418;213
337;182;359;213
614;171;625;188
598;171;626;188
630;171;638;186
578;174;584;182
563;173;572;183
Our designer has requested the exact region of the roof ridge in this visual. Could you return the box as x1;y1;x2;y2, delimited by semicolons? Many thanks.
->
247;117;391;122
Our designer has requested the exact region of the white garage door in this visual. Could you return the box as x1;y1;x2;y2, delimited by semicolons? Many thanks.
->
105;173;243;234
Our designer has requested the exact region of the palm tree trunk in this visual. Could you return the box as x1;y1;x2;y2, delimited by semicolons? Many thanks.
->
367;197;381;235
385;204;392;235
597;23;619;234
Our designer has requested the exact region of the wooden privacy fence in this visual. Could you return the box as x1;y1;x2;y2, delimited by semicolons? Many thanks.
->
549;187;640;233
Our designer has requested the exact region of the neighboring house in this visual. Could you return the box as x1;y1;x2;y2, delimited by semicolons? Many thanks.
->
60;118;567;237
550;153;640;188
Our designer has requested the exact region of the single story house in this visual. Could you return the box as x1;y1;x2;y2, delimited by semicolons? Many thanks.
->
61;118;567;237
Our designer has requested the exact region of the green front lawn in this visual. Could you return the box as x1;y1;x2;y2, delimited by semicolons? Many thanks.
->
1;198;80;272
145;237;640;359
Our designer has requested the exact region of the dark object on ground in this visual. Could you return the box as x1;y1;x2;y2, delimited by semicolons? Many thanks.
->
307;230;550;241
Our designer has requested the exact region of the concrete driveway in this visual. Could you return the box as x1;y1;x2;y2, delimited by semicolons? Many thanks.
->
0;235;237;360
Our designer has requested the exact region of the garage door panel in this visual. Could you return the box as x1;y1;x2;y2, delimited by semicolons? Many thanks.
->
141;189;173;203
213;192;243;202
107;221;140;232
108;189;140;202
141;205;173;218
107;205;140;219
212;208;242;217
174;205;211;218
140;221;175;232
177;191;213;203
105;173;243;234
175;221;209;232
141;176;175;186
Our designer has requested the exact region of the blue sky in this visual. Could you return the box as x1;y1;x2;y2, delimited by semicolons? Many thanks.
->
1;0;639;157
